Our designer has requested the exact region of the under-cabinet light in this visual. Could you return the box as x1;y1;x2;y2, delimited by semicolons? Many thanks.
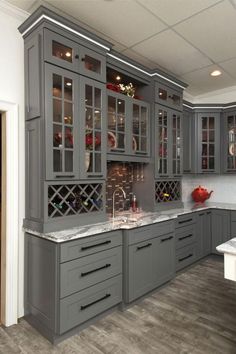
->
65;52;71;57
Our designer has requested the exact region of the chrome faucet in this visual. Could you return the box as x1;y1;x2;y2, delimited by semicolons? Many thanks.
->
112;187;126;219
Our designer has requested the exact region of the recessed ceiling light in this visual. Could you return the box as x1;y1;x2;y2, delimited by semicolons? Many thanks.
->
65;52;71;57
116;75;121;81
66;82;72;86
210;70;222;77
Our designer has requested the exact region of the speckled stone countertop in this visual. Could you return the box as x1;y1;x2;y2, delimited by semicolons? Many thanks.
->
24;202;236;243
216;238;236;255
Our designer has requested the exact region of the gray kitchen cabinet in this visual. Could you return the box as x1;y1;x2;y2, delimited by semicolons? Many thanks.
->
107;90;150;160
155;104;183;177
222;109;236;173
211;209;231;254
44;28;107;82
231;211;236;237
197;112;221;173
196;211;212;259
155;81;183;112
183;107;194;173
25;230;122;343
123;221;175;303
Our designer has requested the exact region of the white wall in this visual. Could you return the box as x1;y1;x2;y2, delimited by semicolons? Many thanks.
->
182;175;236;203
0;1;28;318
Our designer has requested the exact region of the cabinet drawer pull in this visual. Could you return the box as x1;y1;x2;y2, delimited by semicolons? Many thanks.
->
81;264;111;277
80;293;111;311
55;175;75;178
178;218;192;224
179;234;193;241
179;254;193;262
137;243;152;250
161;236;173;242
81;240;111;251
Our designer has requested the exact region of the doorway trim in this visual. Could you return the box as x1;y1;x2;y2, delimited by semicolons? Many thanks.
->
0;100;19;326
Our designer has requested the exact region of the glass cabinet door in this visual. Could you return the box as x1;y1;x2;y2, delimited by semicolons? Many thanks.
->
226;113;236;171
132;102;149;155
45;64;79;180
172;112;182;175
107;92;126;153
79;47;106;82
157;108;169;175
81;77;106;178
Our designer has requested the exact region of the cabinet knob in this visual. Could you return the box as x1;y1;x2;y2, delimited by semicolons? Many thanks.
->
75;54;79;59
81;57;85;62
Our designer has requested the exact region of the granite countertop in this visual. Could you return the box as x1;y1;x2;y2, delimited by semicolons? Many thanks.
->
216;238;236;256
24;202;236;243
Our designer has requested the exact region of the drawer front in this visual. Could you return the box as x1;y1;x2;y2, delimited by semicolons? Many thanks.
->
127;221;174;245
176;244;196;271
60;247;122;298
60;275;122;334
175;213;196;228
231;211;236;222
60;230;122;262
231;221;236;237
176;224;196;249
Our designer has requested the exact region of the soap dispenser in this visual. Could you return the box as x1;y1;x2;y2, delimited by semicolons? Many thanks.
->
131;194;137;213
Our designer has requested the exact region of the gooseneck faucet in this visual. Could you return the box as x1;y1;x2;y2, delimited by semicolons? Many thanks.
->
112;187;126;219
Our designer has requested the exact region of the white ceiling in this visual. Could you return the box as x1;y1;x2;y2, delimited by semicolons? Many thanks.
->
6;0;236;96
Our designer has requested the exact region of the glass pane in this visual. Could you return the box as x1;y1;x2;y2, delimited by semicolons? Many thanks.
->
94;87;101;108
65;151;73;172
133;115;139;135
52;41;73;63
202;157;207;169
95;131;101;151
53;74;62;98
158;88;167;100
64;102;73;125
65;127;73;148
64;78;73;101
117;133;125;149
173;160;176;173
86;107;93;129
53;150;62;172
133;136;138;151
53;125;62;147
177;117;181;129
94;153;102;172
228;116;234;128
85;131;93;151
173;117;176;128
202;117;207;129
84;55;101;74
107;131;117;149
209;117;214;129
141;137;146;152
202;144;208;156
108;113;116;130
108;96;116;112
173;145;176;157
94;109;101;129
202;131;208;142
209;130;214;142
209;157;214;169
177;160;181;174
118;115;125;132
133;104;139;118
53;99;62;123
141;107;147;135
209;144;214;156
85;85;93;106
118;100;125;115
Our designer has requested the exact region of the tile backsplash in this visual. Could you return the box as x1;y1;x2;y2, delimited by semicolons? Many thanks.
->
106;162;144;214
182;175;236;203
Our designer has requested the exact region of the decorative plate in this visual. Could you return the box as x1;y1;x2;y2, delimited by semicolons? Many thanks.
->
133;136;137;151
107;131;117;149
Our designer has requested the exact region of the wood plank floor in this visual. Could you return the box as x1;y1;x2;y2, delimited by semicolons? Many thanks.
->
1;256;236;354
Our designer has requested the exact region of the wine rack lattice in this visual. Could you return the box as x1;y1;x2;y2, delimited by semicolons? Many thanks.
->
48;183;103;218
155;180;181;203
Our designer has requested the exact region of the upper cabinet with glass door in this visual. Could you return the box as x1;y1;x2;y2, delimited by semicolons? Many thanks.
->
197;113;220;173
44;29;106;82
223;110;236;173
155;82;183;111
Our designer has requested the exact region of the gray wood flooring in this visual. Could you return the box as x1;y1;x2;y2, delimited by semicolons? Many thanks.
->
1;256;236;354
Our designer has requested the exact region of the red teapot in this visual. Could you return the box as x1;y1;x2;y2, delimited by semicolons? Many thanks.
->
191;186;213;203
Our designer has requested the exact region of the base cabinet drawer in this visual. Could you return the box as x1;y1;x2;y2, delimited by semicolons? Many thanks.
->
176;224;196;249
59;275;122;334
176;244;196;271
60;247;122;298
176;213;196;228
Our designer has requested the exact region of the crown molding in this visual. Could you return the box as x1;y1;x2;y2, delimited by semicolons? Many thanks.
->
0;0;29;21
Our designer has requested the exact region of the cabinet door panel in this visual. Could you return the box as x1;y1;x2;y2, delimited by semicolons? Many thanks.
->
79;46;106;82
45;63;79;180
211;210;230;254
128;241;153;301
224;111;236;172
